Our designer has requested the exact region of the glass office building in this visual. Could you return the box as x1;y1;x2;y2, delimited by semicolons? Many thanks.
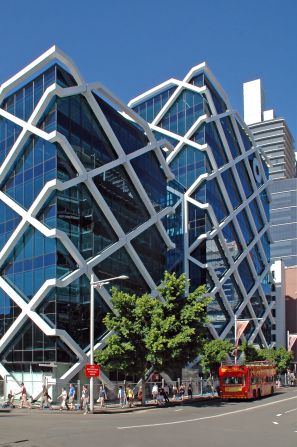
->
129;63;275;347
0;47;174;385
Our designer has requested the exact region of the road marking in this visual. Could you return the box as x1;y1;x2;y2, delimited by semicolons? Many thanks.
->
175;409;183;412
272;422;279;425
284;408;297;414
117;395;297;430
276;414;282;417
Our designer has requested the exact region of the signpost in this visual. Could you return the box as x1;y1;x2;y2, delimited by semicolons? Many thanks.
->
85;364;100;378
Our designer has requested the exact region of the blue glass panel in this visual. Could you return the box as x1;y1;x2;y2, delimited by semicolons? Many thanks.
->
153;130;179;147
238;258;254;293
94;94;149;155
236;120;253;152
1;136;57;209
223;275;244;312
170;145;210;189
94;247;150;295
188;202;211;246
236;160;253;198
0;227;57;299
221;169;241;209
56;95;117;170
0;200;21;251
188;259;206;291
205;121;228;167
237;208;254;245
249;198;264;232
206;236;229;279
206;178;228;223
165;204;184;276
0;289;21;338
132;87;176;123
39;274;109;349
208;293;229;335
250;289;266;318
222;221;242;260
189;73;204;87
159;89;204;136
131;151;167;212
261;232;270;262
205;77;227;114
249;244;265;275
220;116;241;158
94;165;150;233
55;184;117;260
1;66;56;119
131;225;167;285
0;117;22;165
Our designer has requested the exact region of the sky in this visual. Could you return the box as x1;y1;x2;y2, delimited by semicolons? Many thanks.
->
1;0;296;146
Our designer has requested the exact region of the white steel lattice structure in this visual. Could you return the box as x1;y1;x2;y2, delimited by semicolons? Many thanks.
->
0;47;174;388
129;63;275;348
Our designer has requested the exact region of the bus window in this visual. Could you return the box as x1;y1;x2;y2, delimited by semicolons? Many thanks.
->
223;376;244;385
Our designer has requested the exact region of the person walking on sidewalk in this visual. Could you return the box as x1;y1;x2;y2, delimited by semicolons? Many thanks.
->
81;385;89;414
187;382;193;399
57;387;69;411
15;383;32;409
40;384;52;409
126;385;134;407
68;383;76;410
118;385;125;407
152;383;158;403
97;386;107;408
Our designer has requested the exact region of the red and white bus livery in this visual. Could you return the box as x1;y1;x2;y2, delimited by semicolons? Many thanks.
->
219;362;276;400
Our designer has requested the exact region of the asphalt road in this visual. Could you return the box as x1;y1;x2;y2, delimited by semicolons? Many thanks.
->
1;388;297;447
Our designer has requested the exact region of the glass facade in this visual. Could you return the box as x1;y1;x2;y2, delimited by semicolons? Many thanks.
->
0;55;172;377
131;65;273;347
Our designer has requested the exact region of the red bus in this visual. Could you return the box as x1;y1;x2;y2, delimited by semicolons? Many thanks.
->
219;362;276;400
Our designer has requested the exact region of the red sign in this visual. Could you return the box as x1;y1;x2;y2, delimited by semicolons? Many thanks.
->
85;364;100;377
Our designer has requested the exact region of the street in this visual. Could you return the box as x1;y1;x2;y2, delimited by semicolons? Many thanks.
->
1;388;297;447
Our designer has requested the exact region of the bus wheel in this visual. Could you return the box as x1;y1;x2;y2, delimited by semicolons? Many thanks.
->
257;389;261;399
271;386;274;395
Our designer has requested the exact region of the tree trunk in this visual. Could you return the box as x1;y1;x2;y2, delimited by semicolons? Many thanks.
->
141;375;146;406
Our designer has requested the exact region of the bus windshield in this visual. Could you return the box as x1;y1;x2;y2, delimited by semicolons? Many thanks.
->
222;376;244;385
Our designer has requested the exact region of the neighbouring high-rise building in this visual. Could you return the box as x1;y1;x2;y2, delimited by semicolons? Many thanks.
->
243;79;296;181
129;63;275;350
0;47;174;392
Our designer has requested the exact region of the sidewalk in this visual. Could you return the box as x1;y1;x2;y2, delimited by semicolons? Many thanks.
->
91;394;219;414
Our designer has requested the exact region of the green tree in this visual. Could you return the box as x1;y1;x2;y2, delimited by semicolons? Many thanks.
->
239;341;260;363
258;346;294;374
200;339;234;376
94;272;211;404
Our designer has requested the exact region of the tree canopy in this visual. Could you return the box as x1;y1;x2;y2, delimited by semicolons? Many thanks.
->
94;272;211;381
200;339;234;375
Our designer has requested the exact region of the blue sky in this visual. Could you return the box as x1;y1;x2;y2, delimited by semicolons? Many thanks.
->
1;0;296;145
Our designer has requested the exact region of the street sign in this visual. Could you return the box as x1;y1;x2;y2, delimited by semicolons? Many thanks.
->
85;364;100;377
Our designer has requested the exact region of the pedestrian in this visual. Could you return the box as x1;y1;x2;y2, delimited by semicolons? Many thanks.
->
68;383;76;410
152;383;158;403
126;385;134;407
172;383;177;401
97;386;107;408
40;384;52;409
15;383;32;409
57;387;69;411
81;385;89;414
187;382;193;399
118;385;125;407
137;386;143;403
160;387;169;403
179;383;186;400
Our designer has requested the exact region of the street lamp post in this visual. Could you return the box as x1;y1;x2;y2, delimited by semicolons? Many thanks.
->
234;315;263;364
89;274;128;414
